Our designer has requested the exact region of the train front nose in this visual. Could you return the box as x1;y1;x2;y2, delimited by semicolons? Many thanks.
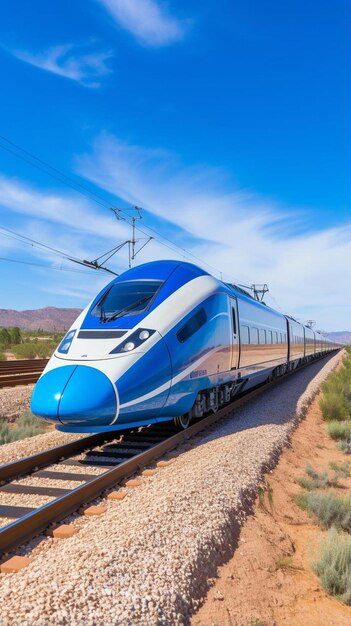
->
31;365;117;426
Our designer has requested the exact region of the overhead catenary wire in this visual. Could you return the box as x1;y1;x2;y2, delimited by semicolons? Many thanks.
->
0;225;119;275
0;224;84;261
0;256;99;275
0;136;323;328
0;133;240;284
0;133;309;321
0;135;111;209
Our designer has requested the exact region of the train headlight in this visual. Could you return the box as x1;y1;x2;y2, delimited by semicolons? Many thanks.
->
123;341;135;352
110;328;156;354
57;330;76;355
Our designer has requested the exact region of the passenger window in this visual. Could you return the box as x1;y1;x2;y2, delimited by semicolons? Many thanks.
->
177;308;207;343
232;307;237;335
258;329;266;344
274;332;278;344
251;328;259;344
240;325;250;344
267;331;273;344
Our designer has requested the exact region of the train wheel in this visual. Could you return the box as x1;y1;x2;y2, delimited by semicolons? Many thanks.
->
174;414;191;430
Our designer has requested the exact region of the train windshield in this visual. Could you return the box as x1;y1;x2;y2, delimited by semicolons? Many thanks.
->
92;280;163;322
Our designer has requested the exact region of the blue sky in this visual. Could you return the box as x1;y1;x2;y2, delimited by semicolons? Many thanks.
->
0;0;350;330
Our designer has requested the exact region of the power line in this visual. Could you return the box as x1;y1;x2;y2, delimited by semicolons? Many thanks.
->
0;136;327;326
0;224;83;261
0;256;98;275
0;132;240;283
0;225;120;275
0;135;112;209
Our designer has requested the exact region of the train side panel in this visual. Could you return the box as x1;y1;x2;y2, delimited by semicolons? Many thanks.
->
237;296;288;384
304;326;315;358
287;318;305;366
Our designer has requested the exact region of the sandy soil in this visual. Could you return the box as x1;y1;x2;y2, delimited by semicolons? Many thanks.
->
192;392;351;626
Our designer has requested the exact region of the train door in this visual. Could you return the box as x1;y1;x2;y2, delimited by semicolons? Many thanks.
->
230;297;240;369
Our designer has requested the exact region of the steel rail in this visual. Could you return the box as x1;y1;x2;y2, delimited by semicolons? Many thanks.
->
0;374;42;388
0;351;338;557
0;369;307;557
0;359;48;388
0;359;48;370
0;367;46;374
0;368;45;375
0;432;120;484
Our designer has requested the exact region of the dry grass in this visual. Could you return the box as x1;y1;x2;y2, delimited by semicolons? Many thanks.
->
313;528;351;605
0;411;46;445
295;491;351;533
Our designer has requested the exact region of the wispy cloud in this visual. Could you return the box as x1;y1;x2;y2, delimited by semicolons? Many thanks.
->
0;177;131;305
0;175;129;242
77;134;351;330
1;141;349;328
12;43;113;87
97;0;186;46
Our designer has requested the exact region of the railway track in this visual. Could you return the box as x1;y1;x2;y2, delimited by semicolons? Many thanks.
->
0;353;335;559
0;374;288;559
0;359;48;388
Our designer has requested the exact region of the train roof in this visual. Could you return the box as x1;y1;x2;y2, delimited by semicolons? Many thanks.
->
111;260;209;283
107;261;341;344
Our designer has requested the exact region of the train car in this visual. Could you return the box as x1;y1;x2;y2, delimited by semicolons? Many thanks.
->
304;325;315;361
31;260;341;433
286;317;305;369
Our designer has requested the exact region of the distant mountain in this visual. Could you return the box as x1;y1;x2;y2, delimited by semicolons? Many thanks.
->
324;331;351;345
0;307;350;341
0;307;82;331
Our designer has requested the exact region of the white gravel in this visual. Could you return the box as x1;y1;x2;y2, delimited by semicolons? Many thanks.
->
0;385;89;467
0;352;343;626
0;427;88;466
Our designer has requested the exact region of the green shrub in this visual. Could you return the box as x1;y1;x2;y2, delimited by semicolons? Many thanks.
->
0;422;14;445
327;421;351;441
0;411;46;445
313;528;351;604
294;491;309;510
329;461;351;478
12;340;56;359
35;342;56;359
14;411;46;439
0;351;6;361
296;491;351;533
0;328;11;347
320;391;350;421
296;465;339;491
10;326;22;344
296;476;318;490
337;440;351;455
11;343;38;359
320;356;351;421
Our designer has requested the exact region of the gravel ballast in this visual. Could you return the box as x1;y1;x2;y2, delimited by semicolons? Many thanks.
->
0;385;34;423
0;384;86;466
0;429;86;466
0;352;343;626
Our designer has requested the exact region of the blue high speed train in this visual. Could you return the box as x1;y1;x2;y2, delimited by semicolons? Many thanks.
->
31;260;341;433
